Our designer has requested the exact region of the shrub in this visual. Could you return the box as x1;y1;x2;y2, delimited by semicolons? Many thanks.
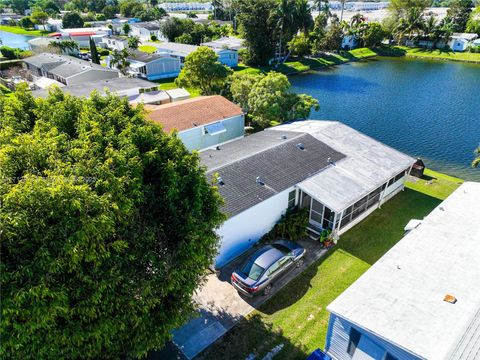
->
261;207;309;242
0;46;30;60
98;48;110;56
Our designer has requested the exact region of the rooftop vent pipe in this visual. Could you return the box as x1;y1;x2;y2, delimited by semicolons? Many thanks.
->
256;176;265;186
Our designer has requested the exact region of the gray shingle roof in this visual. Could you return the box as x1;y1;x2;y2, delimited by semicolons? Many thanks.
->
200;131;345;217
24;53;117;79
128;50;165;63
32;77;158;98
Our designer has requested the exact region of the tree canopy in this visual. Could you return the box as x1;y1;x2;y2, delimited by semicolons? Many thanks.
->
0;85;224;359
62;11;84;28
176;47;232;95
231;72;320;128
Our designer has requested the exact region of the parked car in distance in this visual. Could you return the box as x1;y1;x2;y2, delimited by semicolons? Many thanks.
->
231;240;306;297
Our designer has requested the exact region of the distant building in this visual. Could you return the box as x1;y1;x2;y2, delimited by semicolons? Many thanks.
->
325;181;480;360
130;22;165;41
24;53;119;86
449;33;479;52
31;77;158;99
159;2;213;12
119;50;182;80
28;37;79;56
145;95;245;151
101;36;128;51
48;27;112;47
201;36;246;51
341;35;358;50
154;42;239;67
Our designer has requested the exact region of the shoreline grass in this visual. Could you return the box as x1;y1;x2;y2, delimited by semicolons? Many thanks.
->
0;25;50;36
198;168;462;360
401;46;480;63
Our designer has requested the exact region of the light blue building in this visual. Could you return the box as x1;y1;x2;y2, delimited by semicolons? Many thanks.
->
324;182;480;360
146;95;245;151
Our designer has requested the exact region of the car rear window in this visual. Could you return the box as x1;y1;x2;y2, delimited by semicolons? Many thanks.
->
271;243;290;254
241;260;265;281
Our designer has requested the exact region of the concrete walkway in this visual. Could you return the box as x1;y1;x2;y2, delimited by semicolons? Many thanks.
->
170;238;328;359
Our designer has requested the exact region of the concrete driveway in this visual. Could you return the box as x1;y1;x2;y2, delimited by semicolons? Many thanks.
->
169;238;328;360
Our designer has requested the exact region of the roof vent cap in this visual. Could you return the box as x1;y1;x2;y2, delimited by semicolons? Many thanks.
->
256;176;265;186
296;143;305;150
216;145;221;151
281;135;287;140
217;176;225;186
444;294;457;304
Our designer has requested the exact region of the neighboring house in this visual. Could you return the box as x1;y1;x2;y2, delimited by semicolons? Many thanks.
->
448;33;479;52
155;42;239;67
201;36;246;51
200;120;415;268
101;36;128;51
160;2;213;11
341;35;358;50
49;27;112;47
324;181;480;360
24;53;119;86
31;77;158;99
145;95;245;151
34;18;62;32
128;90;170;105
130;22;164;41
123;50;182;80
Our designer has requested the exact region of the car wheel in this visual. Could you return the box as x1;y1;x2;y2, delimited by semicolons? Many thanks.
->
264;284;272;296
296;259;304;268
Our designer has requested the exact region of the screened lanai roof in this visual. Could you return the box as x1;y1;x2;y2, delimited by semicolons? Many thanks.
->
269;121;415;213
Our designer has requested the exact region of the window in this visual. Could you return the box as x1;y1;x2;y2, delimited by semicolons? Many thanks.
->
204;122;227;136
288;190;296;209
347;327;362;356
385;353;398;360
241;260;265;281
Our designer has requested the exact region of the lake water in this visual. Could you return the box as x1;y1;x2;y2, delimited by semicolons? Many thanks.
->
290;57;480;181
0;30;34;49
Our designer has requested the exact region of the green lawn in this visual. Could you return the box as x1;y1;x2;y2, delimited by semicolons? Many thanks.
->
234;48;378;76
138;45;157;54
153;78;201;97
401;47;480;63
0;25;50;36
198;169;461;360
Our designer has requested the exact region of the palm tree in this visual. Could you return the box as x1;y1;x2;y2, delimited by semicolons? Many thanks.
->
339;0;346;22
395;7;424;44
109;49;131;76
274;0;297;64
350;13;366;27
127;36;140;50
423;15;440;47
439;18;455;49
295;0;314;34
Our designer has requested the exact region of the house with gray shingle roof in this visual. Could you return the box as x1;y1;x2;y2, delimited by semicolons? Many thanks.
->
202;120;415;268
23;53;119;86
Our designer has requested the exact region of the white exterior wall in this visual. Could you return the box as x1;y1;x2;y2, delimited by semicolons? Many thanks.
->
449;38;469;52
178;114;245;151
215;187;293;268
102;38;127;51
326;314;421;360
131;27;165;41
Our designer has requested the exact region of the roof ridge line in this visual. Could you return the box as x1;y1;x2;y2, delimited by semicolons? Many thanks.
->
206;132;307;173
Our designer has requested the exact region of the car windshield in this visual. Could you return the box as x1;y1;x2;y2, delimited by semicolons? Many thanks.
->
241;260;265;281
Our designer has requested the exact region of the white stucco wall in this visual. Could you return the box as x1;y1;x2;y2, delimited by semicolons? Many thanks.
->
214;187;294;268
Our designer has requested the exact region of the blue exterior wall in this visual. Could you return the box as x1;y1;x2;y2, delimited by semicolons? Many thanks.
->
217;49;238;67
325;314;422;360
178;114;244;151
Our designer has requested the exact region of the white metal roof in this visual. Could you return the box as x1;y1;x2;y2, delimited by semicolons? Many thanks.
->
327;182;480;360
269;121;415;212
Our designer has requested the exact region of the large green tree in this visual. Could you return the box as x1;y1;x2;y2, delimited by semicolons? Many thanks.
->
466;6;480;34
236;0;278;65
446;0;474;32
176;47;232;95
0;84;224;359
235;72;319;128
62;11;84;28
